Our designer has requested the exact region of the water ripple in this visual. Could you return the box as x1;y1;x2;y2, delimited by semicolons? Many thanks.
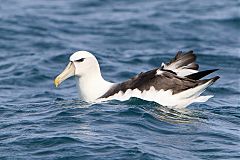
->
0;0;239;159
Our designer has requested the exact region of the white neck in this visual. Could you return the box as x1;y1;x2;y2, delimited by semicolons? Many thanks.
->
75;70;114;102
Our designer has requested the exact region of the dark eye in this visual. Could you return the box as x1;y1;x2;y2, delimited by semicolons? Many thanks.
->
75;58;85;62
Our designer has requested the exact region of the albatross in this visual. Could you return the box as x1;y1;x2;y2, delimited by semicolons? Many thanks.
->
54;50;219;108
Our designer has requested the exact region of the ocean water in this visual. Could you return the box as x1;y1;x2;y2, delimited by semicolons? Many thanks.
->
0;0;239;159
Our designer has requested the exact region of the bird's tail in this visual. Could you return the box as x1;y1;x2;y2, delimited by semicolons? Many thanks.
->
174;76;220;108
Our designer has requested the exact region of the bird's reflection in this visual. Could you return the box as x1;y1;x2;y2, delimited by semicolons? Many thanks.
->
141;103;205;124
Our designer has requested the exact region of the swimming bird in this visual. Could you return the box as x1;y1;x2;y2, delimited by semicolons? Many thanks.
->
54;50;219;108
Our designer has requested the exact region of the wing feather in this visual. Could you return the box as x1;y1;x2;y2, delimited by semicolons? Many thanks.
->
162;50;199;77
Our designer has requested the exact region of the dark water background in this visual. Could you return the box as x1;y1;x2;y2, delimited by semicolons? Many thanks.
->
0;0;239;159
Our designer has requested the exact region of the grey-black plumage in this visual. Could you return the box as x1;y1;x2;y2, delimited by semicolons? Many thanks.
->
100;51;219;99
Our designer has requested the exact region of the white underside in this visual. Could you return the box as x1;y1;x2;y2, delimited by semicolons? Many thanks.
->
97;80;213;108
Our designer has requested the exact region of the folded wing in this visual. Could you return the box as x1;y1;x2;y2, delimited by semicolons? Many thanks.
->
162;50;199;77
100;69;218;98
99;50;219;108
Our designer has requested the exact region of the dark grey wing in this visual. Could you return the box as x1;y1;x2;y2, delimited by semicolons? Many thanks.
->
99;69;215;99
162;50;219;79
163;50;199;71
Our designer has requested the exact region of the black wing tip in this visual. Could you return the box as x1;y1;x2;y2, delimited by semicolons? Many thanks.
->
169;50;197;68
212;69;219;72
175;50;197;61
199;76;220;86
176;50;194;53
205;68;219;73
195;63;199;70
186;69;219;80
187;63;199;70
176;50;195;57
188;50;194;53
185;50;196;59
211;76;220;83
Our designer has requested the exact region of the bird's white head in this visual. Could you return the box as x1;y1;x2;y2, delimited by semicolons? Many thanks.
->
54;51;100;87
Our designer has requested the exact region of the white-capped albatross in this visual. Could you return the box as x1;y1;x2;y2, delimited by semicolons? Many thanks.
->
54;50;219;108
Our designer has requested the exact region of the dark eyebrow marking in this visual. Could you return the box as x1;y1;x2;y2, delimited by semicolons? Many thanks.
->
75;58;85;62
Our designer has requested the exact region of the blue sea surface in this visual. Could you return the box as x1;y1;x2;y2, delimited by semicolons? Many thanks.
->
0;0;240;159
